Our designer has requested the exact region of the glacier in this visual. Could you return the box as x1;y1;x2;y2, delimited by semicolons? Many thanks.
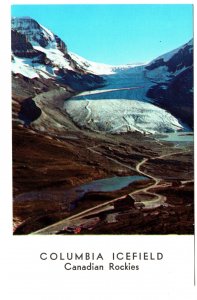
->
64;99;183;134
66;39;193;134
64;64;183;134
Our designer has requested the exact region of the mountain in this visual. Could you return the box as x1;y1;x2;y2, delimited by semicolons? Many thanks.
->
11;17;104;92
145;39;193;128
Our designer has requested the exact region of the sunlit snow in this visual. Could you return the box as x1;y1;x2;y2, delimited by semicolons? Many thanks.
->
69;52;116;75
12;56;56;79
12;56;39;79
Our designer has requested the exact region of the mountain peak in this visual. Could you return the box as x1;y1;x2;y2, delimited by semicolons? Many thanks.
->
11;16;56;48
11;16;41;29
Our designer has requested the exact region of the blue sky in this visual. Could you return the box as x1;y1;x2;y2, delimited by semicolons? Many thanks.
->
11;4;193;65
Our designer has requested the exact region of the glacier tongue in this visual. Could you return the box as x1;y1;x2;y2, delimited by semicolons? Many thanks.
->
64;99;183;134
64;61;184;135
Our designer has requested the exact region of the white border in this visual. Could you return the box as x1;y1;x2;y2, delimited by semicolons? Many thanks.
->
0;1;196;299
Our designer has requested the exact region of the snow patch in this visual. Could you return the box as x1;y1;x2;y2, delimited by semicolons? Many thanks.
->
69;52;146;75
12;55;56;79
12;56;39;79
69;52;115;75
40;24;55;42
34;46;73;70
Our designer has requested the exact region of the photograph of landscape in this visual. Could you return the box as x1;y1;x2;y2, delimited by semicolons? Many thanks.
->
12;4;194;235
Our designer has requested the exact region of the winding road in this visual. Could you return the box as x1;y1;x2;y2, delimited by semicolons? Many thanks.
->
31;145;189;234
131;149;191;209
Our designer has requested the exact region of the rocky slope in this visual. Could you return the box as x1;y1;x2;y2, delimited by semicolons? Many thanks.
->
146;39;193;128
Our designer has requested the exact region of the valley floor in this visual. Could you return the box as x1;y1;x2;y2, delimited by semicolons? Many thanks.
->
13;114;194;235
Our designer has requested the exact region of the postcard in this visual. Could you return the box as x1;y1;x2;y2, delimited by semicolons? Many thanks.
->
0;0;196;299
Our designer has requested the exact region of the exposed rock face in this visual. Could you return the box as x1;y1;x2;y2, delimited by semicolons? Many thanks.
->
146;40;193;128
54;35;67;55
146;41;193;73
147;67;193;128
11;30;39;58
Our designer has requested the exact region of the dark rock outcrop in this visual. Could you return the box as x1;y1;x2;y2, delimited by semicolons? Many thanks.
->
12;30;38;58
18;97;42;125
55;35;67;54
146;40;193;128
147;67;193;128
146;42;193;73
